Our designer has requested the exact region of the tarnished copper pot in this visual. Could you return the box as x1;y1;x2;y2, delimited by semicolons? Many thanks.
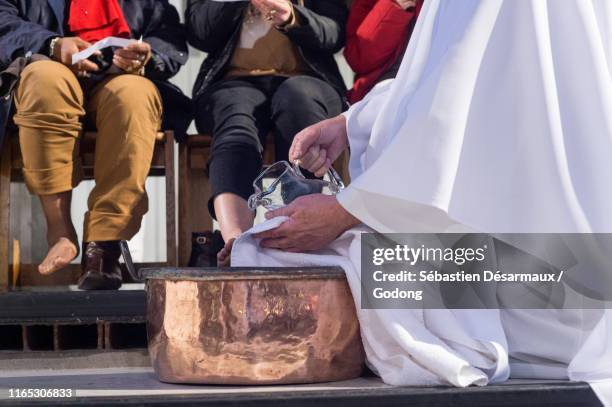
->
144;267;365;385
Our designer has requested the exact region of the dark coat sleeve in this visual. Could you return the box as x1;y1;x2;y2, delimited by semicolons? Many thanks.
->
185;0;246;53
285;1;348;54
0;1;58;68
138;0;189;81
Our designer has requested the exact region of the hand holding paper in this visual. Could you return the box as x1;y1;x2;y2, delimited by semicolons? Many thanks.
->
113;37;152;74
71;36;134;65
51;37;100;77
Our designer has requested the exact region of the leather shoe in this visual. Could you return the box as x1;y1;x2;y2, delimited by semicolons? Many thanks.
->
78;241;123;290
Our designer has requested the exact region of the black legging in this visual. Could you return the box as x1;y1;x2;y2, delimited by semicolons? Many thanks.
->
194;75;344;218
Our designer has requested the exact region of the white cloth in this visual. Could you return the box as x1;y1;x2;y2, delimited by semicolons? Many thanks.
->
234;0;612;404
339;0;612;235
232;218;510;387
338;0;612;402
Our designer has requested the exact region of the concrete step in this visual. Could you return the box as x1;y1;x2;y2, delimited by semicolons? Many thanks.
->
0;371;601;407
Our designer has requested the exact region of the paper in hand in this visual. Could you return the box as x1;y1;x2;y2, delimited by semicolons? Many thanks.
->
71;36;135;65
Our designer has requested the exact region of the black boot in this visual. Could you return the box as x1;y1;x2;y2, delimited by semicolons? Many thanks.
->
77;241;123;290
188;231;225;267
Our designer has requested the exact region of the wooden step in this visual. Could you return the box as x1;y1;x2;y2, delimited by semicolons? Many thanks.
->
0;286;146;351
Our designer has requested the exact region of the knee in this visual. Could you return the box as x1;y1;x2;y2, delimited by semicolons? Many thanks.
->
17;61;83;109
271;77;318;113
21;60;75;90
196;94;263;153
98;75;162;122
194;89;245;134
211;134;261;157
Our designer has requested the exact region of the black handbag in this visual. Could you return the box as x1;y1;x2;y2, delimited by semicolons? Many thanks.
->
0;65;18;152
188;231;225;267
0;92;12;152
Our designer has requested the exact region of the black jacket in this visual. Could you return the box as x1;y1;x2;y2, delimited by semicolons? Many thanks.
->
185;0;348;102
0;0;193;143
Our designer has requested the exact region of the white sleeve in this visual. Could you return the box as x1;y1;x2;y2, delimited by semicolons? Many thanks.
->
343;79;394;179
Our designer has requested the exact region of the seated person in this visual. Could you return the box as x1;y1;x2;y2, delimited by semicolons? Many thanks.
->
344;0;422;103
185;0;347;265
0;0;188;289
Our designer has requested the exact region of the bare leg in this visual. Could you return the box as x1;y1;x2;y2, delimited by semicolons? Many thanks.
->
214;193;254;267
38;192;79;275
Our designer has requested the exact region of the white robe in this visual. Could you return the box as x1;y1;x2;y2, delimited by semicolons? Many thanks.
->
339;0;612;234
233;0;612;403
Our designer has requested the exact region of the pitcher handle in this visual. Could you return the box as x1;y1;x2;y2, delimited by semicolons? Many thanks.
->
292;161;345;193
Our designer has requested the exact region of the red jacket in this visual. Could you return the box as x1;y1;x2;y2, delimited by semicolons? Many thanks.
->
344;0;423;104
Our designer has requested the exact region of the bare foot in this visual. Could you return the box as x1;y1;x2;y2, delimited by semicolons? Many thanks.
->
37;191;79;275
39;237;79;275
217;238;235;267
213;193;255;267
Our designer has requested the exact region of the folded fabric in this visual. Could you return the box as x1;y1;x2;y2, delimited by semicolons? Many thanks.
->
232;217;510;387
233;219;612;404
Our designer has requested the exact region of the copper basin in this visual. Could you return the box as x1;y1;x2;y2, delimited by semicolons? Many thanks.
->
144;267;365;385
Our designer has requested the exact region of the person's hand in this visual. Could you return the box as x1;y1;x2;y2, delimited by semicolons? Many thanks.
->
395;0;417;10
52;37;100;78
289;115;348;177
113;41;152;74
251;0;293;26
253;194;360;252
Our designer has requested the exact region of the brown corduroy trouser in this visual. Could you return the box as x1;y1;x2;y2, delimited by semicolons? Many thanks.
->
13;60;162;242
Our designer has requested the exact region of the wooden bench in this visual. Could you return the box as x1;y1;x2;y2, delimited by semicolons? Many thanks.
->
0;130;177;290
0;131;350;282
